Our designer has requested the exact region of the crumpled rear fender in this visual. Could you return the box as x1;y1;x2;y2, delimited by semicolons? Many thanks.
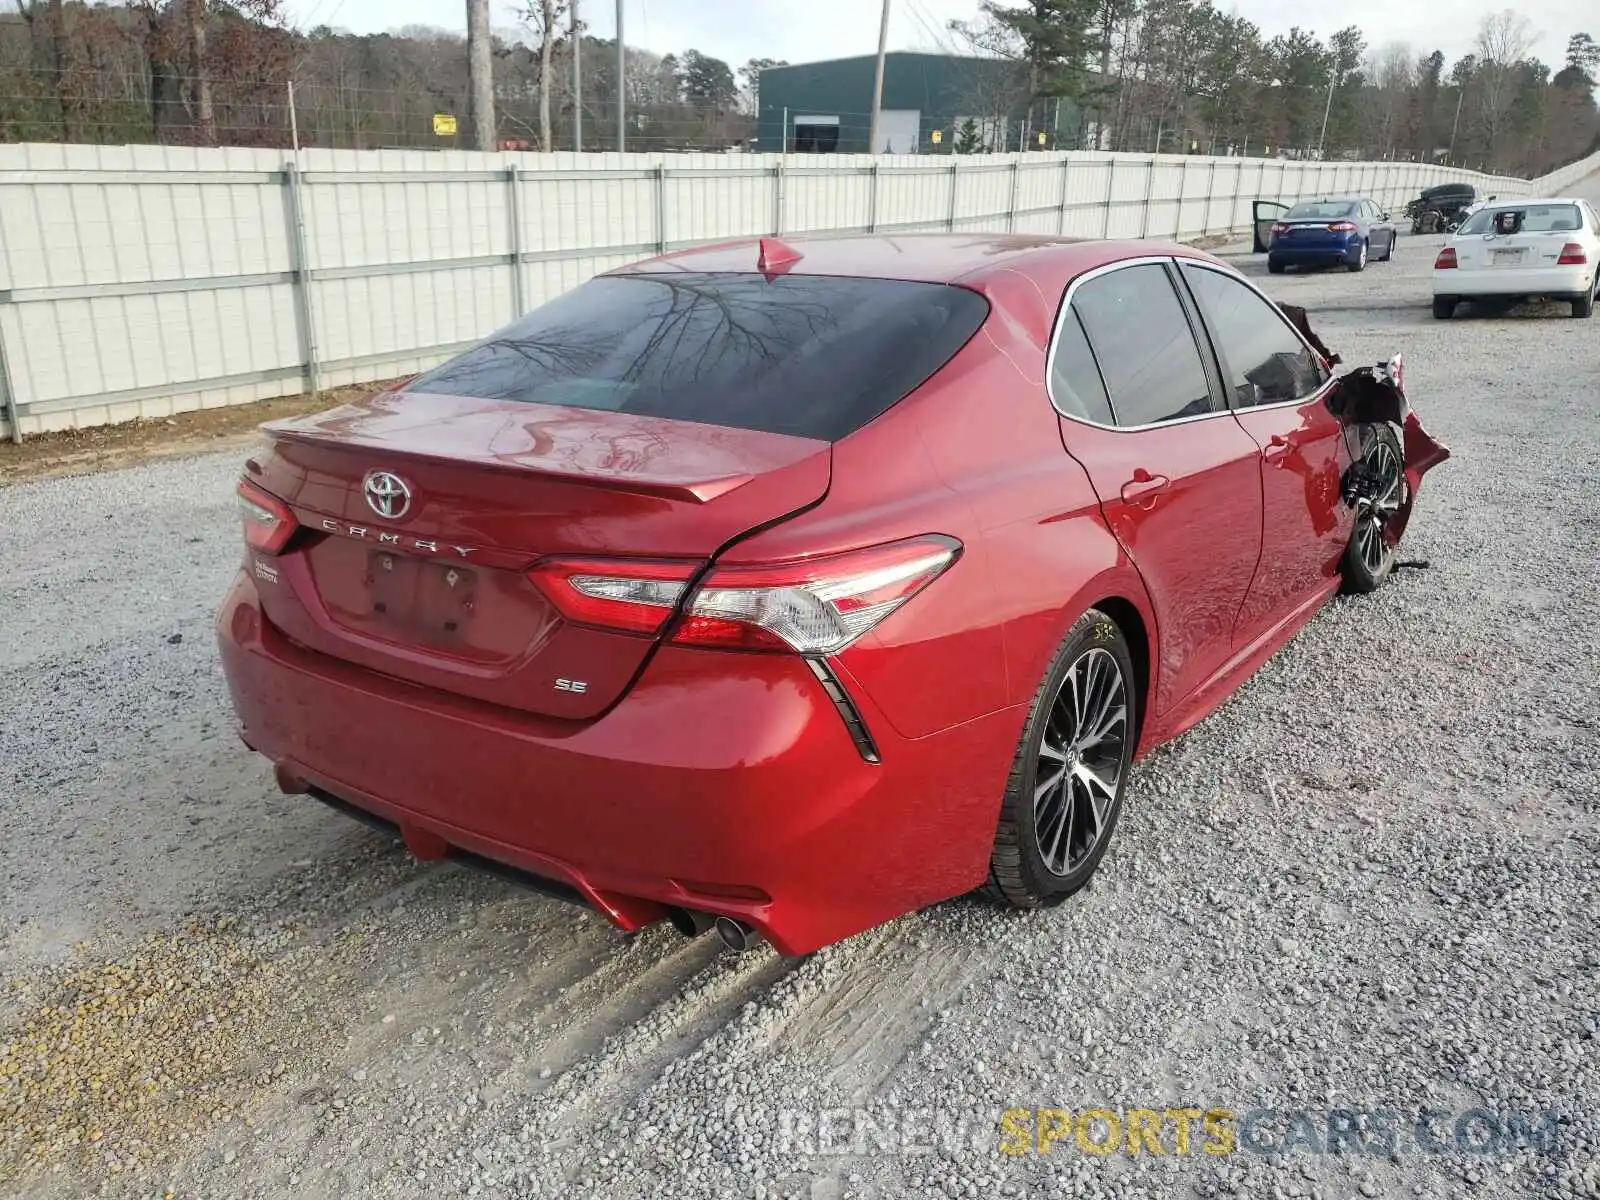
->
1389;409;1450;543
1281;303;1451;548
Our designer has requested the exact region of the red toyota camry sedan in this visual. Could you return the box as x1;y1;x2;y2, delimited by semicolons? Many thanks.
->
217;233;1448;956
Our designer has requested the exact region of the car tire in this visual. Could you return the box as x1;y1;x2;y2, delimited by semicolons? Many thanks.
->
1268;260;1286;275
1347;241;1368;272
1432;296;1456;320
1379;234;1395;262
983;609;1137;910
1574;277;1596;319
1340;424;1406;595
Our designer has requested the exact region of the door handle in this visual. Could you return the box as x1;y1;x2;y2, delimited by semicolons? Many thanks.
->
1120;470;1171;508
1263;434;1295;463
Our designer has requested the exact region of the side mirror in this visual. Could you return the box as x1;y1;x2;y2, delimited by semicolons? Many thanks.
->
1380;211;1390;221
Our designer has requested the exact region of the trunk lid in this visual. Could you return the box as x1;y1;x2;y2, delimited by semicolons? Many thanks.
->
248;391;831;718
1454;228;1572;271
1453;203;1586;270
1274;219;1353;247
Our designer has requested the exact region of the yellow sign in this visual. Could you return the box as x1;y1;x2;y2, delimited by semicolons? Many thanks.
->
930;129;942;144
432;114;458;137
1037;132;1047;145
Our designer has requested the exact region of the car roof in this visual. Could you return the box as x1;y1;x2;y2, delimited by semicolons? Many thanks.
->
1481;197;1583;208
1291;197;1362;204
605;233;1219;288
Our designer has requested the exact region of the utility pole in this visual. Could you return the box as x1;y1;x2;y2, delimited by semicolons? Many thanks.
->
466;0;496;150
616;0;625;152
1316;67;1338;160
572;0;583;151
1447;87;1465;162
866;0;890;153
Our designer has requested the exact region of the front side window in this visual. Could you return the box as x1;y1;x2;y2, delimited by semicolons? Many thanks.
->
1182;266;1326;409
1069;264;1214;428
406;272;989;441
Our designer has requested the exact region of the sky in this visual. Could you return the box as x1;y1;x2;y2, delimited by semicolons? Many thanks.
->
282;0;1593;74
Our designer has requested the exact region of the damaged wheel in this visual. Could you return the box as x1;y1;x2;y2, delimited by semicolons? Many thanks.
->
1340;425;1406;594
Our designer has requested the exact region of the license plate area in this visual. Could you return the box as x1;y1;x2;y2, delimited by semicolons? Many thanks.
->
1491;247;1526;266
367;550;478;646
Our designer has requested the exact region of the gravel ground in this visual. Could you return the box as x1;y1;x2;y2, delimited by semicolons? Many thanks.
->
2;179;1598;1200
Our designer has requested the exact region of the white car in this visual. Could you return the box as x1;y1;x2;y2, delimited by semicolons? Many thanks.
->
1432;197;1600;319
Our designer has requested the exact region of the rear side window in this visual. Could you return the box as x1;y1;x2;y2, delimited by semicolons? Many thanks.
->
405;273;989;441
1182;266;1326;408
1049;309;1114;425
1069;264;1214;427
1519;204;1583;232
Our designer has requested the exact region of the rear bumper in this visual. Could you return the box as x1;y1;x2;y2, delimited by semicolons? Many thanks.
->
1268;239;1360;265
1433;264;1594;298
216;572;1019;954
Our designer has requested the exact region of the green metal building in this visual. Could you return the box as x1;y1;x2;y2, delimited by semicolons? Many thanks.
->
756;53;1092;155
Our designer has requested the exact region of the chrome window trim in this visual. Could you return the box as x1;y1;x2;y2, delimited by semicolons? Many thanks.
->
1175;259;1336;413
1044;254;1330;433
1044;255;1227;434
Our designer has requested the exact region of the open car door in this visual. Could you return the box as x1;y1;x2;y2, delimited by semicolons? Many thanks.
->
1253;200;1290;253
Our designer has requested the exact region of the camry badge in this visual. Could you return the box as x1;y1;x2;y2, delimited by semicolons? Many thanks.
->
363;471;412;520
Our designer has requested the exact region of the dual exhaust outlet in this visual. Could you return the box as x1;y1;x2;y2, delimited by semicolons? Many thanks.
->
667;907;760;953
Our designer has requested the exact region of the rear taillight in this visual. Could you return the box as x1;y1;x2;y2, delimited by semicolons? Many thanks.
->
530;535;962;655
1271;222;1289;234
1327;221;1358;232
1434;247;1458;269
527;558;695;635
1558;242;1588;265
676;536;961;653
237;478;297;554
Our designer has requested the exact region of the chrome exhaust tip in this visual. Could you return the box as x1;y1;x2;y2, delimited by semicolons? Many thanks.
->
666;908;716;939
714;915;758;953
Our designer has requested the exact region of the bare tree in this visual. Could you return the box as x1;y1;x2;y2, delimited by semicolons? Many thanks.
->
466;0;496;149
187;0;214;142
1472;10;1536;162
514;0;566;150
1368;41;1415;155
1477;10;1537;64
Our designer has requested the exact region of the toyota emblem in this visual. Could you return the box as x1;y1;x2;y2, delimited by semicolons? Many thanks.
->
363;471;412;520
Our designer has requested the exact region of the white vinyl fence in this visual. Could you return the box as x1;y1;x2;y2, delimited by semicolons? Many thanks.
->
1;142;1597;440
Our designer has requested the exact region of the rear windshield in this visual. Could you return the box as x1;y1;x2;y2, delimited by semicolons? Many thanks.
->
405;272;990;441
1286;201;1356;219
1458;204;1582;235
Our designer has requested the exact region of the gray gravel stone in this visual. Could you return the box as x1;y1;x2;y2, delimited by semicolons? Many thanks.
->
2;174;1598;1200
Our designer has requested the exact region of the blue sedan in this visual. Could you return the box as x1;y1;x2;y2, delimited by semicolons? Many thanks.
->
1267;197;1398;274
